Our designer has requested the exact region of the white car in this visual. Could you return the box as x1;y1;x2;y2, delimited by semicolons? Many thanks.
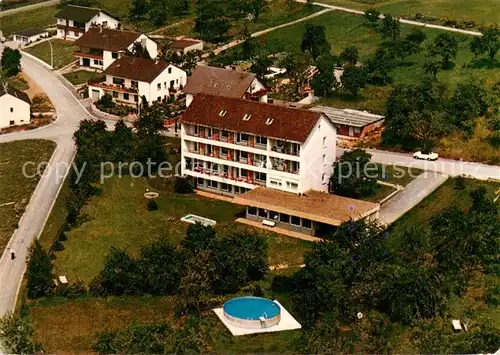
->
413;151;439;161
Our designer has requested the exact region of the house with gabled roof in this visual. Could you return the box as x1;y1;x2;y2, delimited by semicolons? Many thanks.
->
74;27;157;70
183;65;267;107
55;5;120;40
0;84;31;129
88;56;186;106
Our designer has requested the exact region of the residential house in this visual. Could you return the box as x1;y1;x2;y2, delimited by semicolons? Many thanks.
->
310;106;385;140
74;27;158;70
12;28;49;45
170;38;204;55
0;84;31;129
55;5;119;40
183;65;267;107
88;56;186;106
181;94;379;236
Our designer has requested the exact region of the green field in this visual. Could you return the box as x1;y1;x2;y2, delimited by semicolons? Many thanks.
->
24;39;77;69
319;0;500;26
260;11;500;89
62;70;105;85
0;140;56;255
0;5;58;36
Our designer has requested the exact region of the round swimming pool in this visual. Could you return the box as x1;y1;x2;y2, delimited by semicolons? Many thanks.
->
223;296;281;329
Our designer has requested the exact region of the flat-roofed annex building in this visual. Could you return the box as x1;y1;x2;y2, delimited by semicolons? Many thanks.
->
181;94;337;196
310;106;384;140
234;187;380;236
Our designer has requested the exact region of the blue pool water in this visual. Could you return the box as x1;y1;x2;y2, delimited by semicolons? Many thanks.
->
223;296;280;320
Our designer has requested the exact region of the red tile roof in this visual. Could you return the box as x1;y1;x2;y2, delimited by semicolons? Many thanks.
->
170;39;202;50
183;66;256;98
182;94;326;143
103;56;171;83
74;27;141;51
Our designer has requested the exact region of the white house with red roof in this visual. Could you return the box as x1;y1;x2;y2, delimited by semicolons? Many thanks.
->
88;56;186;106
55;5;120;40
74;27;157;70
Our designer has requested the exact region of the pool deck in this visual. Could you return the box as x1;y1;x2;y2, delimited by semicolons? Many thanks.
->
213;300;302;336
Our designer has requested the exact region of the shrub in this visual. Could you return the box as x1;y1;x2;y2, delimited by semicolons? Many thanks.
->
51;240;65;252
147;199;159;211
58;278;88;298
174;177;194;194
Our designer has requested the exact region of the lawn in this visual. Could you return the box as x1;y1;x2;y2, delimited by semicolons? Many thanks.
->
40;173;313;284
0;71;29;91
0;5;58;36
24;39;77;69
0;140;56;255
62;70;105;85
161;0;323;43
317;0;499;26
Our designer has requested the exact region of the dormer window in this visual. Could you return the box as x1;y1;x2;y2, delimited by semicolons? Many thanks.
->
265;118;274;125
219;110;227;117
243;114;251;121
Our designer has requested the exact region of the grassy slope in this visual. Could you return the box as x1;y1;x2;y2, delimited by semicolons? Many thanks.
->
261;11;500;90
0;5;58;36
24;39;77;69
318;0;500;25
0;140;56;254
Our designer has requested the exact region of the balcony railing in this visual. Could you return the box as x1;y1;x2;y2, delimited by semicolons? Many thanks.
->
190;167;257;185
185;148;268;169
89;81;138;94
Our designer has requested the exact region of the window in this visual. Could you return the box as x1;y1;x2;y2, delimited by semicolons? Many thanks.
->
170;80;175;88
248;206;257;215
94;59;99;65
164;82;167;89
287;182;298;190
238;133;249;142
221;183;229;191
240;168;248;178
157;83;161;90
270;180;281;187
197;178;204;186
302;219;312;229
157;96;161;102
112;91;118;98
10;107;13;113
219;110;227;117
220;147;228;156
258;208;268;218
291;216;301;226
168;67;172;74
112;77;124;85
208;180;218;189
323;136;327;146
280;213;290;223
354;127;361;134
9;120;15;125
255;136;267;145
131;80;138;88
112;52;118;59
255;172;266;181
270;211;279;220
265;118;274;125
102;21;108;27
322;173;326;184
322;154;326;165
123;93;130;100
243;113;251;121
134;95;138;102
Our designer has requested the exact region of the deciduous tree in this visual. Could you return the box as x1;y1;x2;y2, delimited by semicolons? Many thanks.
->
301;24;330;59
380;14;400;40
27;240;54;299
340;46;359;66
1;47;21;77
341;66;367;96
428;33;459;69
470;25;500;64
330;149;377;198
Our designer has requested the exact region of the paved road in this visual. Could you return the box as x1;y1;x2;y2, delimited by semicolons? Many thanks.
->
337;148;500;181
0;45;118;322
0;0;60;18
378;172;449;225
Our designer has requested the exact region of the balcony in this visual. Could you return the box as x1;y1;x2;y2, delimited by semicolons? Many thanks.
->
270;158;300;175
185;147;268;169
74;51;103;60
89;81;138;94
190;166;258;186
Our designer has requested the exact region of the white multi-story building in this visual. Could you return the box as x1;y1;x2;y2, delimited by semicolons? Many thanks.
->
183;66;267;107
181;94;337;196
88;56;186;106
74;27;158;71
55;5;119;40
0;84;31;129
